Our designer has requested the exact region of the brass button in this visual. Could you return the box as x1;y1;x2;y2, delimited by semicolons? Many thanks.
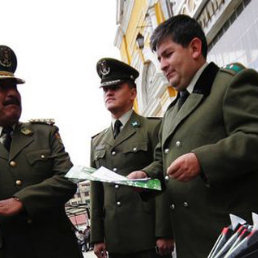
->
111;151;116;156
41;154;45;159
165;175;169;181
9;161;16;167
113;168;117;172
116;201;121;206
176;141;181;147
183;202;189;208
114;184;119;189
170;204;175;210
133;147;137;152
16;180;22;186
164;148;169;154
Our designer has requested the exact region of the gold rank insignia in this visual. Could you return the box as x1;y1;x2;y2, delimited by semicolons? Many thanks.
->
21;127;33;135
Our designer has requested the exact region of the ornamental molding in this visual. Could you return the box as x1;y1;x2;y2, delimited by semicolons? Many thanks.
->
174;0;242;44
114;26;124;49
114;0;135;48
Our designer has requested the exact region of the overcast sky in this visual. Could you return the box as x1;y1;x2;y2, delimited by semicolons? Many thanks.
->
1;0;120;165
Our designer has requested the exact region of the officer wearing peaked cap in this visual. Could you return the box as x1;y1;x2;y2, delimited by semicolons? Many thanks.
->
0;45;24;84
0;45;82;258
97;58;139;87
129;14;258;258
90;58;173;258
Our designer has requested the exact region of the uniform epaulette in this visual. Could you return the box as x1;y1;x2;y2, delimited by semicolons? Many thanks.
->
222;62;246;75
91;132;101;139
91;127;108;139
29;118;55;125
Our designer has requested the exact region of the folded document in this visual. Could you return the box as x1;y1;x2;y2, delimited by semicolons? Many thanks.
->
65;165;161;191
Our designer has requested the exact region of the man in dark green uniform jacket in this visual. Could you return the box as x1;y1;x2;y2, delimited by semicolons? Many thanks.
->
128;15;258;258
90;58;173;258
0;45;82;258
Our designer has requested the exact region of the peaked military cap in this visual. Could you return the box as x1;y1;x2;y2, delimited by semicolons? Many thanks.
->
96;58;139;87
0;45;25;84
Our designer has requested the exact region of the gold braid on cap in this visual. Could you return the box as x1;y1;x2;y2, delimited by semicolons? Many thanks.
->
0;71;15;77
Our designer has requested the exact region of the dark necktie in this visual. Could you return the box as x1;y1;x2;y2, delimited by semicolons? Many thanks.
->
113;120;122;139
178;90;190;110
2;127;13;151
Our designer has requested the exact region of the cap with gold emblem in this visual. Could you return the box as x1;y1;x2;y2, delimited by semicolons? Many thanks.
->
96;58;139;87
0;45;25;84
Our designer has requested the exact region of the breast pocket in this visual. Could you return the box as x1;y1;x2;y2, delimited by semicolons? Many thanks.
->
93;149;106;167
26;149;54;176
122;141;148;154
121;141;151;170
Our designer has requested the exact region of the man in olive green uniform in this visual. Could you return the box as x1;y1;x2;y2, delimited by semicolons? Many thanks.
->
0;45;82;258
90;58;173;258
129;15;258;258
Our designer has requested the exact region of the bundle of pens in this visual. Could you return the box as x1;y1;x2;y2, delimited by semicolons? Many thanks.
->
208;213;258;258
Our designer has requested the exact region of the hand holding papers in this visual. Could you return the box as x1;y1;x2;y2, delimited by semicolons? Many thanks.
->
65;165;161;191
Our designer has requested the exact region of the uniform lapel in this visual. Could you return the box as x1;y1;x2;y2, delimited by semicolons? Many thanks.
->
113;112;139;147
0;143;9;160
101;126;115;147
162;93;204;144
162;101;178;139
162;62;219;145
192;62;219;96
9;123;34;160
96;112;140;149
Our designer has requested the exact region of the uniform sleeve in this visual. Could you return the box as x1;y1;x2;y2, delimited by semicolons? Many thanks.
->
143;119;164;179
14;125;77;216
152;121;173;239
90;138;105;244
193;69;258;184
142;119;173;239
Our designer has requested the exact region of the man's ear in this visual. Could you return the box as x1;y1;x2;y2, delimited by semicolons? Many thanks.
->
130;87;137;99
190;37;202;59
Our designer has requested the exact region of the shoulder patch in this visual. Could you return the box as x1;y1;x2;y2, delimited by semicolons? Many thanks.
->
222;62;246;75
54;132;63;144
29;118;55;125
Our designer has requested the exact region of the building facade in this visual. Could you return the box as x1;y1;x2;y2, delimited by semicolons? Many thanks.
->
114;0;257;116
114;0;177;117
66;181;91;230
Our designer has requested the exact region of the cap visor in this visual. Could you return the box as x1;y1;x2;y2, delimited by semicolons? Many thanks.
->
0;76;25;84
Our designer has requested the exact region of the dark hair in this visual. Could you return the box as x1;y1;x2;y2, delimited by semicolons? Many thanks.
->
150;14;207;58
125;80;137;89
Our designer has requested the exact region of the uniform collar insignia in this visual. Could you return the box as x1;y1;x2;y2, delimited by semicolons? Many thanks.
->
21;127;33;135
131;121;140;128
